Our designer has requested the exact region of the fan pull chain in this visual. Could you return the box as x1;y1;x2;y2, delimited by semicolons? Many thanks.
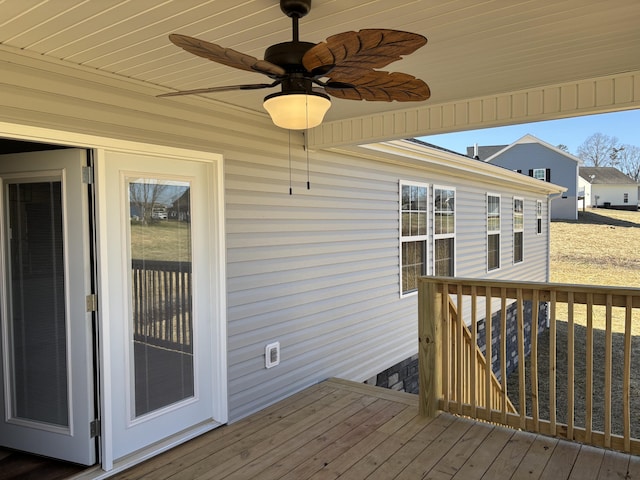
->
288;129;293;195
304;130;311;189
305;96;311;190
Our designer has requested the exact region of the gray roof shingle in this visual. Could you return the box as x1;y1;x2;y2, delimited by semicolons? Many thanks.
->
579;167;637;184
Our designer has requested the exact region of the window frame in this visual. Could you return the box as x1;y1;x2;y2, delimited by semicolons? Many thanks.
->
624;193;629;204
513;196;524;264
533;168;546;181
487;193;501;271
399;181;429;297
536;200;543;235
433;185;456;277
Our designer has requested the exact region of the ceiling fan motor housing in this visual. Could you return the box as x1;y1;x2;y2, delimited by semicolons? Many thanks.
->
280;0;311;18
264;41;315;73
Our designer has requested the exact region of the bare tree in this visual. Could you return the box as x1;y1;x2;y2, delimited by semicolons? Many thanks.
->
576;133;621;167
557;144;570;153
129;181;169;224
617;144;640;182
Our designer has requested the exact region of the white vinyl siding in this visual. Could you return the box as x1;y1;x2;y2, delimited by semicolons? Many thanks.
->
400;182;428;295
513;197;524;263
0;48;559;434
487;194;501;271
433;186;455;276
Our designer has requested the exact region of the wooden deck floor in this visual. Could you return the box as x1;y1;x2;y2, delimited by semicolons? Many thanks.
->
111;378;640;480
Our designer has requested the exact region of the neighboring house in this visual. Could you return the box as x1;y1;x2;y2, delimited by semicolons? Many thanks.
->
476;134;580;220
579;166;639;209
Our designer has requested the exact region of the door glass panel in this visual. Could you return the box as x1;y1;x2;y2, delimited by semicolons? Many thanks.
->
5;181;69;427
128;178;193;417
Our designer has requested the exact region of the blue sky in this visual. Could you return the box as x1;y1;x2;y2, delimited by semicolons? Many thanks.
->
418;109;640;157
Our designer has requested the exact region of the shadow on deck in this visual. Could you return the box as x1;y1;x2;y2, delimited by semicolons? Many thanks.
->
109;379;639;480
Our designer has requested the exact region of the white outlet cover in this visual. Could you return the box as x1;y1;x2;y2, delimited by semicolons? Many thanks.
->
265;341;280;368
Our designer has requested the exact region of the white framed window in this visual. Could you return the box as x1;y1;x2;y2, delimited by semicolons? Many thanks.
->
624;193;629;203
400;181;428;295
536;200;543;235
487;194;501;271
513;197;524;263
533;168;546;180
433;186;455;277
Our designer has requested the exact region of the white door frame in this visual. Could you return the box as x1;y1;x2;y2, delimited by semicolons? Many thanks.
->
0;122;228;474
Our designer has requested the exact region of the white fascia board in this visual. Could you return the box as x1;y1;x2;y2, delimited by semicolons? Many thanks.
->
335;140;567;195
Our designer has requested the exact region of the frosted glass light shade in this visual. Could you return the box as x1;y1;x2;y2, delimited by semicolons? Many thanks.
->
263;92;331;130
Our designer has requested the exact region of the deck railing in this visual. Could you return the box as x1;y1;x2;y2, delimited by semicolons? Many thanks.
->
418;277;640;455
131;259;192;352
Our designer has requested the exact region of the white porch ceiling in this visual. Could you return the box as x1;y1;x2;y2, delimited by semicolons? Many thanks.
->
1;0;639;146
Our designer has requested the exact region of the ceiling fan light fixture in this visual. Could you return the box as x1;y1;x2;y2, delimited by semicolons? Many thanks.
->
263;91;331;130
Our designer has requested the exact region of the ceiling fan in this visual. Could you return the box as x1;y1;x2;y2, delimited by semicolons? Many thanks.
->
159;0;430;130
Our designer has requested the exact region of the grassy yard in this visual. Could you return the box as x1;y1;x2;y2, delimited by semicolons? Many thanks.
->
550;208;640;288
130;220;191;262
508;207;640;437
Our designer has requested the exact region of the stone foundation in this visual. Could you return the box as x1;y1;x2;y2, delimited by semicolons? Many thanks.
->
365;354;419;394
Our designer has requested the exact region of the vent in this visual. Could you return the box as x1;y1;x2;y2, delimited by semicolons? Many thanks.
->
265;342;280;369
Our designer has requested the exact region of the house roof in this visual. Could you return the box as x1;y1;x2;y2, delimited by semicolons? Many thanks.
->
579;167;638;184
465;145;506;161
344;139;567;195
483;134;582;164
1;1;638;148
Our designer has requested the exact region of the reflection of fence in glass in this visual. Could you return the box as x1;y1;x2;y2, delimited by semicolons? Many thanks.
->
131;259;192;353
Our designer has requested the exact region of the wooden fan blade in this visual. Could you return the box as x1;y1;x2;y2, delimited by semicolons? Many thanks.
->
324;71;430;102
169;33;286;78
157;82;280;98
302;29;427;75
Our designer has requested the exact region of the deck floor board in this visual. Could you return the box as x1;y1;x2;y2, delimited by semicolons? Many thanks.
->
109;379;640;480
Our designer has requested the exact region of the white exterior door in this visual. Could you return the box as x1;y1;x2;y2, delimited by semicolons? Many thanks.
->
0;149;96;465
98;150;226;462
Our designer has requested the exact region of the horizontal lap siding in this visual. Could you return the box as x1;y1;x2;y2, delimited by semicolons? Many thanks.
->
0;51;553;423
455;187;549;321
226;150;418;419
225;152;552;419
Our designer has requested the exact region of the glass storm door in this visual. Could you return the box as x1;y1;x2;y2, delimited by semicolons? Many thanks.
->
102;151;222;461
0;149;96;465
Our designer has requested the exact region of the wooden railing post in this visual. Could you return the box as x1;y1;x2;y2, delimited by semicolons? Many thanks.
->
419;279;442;417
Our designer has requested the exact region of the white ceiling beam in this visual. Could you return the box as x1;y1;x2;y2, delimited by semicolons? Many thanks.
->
308;70;640;150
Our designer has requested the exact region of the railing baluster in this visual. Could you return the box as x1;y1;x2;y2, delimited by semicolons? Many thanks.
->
485;286;492;420
624;295;632;452
456;284;463;415
531;289;540;432
442;281;450;410
470;286;478;419
500;288;507;425
568;291;575;440
517;288;526;429
605;294;613;448
585;293;593;444
549;290;557;436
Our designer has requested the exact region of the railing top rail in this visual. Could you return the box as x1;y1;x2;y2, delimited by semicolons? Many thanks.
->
131;258;192;273
419;276;640;307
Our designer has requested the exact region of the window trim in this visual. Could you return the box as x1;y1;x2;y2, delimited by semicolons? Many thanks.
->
433;185;456;277
532;168;546;181
487;193;501;272
513;196;524;264
536;200;543;235
399;180;429;297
